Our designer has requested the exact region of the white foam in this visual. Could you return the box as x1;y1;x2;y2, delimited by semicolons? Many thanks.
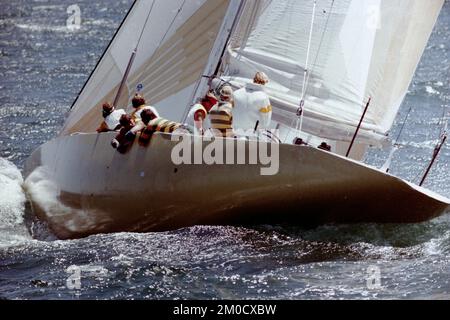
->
0;158;25;227
0;158;31;247
425;86;440;95
23;166;106;236
15;23;76;33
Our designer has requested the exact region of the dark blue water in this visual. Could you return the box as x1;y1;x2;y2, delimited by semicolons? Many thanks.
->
0;0;449;300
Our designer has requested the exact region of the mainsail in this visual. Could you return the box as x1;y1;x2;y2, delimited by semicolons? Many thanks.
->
223;0;444;146
62;0;242;135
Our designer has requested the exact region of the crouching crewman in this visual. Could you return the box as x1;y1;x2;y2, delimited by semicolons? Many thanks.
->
111;114;136;154
96;102;126;133
138;109;190;145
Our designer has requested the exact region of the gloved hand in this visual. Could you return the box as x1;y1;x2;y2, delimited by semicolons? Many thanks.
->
111;139;119;149
125;131;136;141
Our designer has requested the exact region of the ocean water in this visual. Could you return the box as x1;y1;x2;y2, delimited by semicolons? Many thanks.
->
0;0;449;300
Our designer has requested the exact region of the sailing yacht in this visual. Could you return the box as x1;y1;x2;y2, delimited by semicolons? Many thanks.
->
23;0;449;239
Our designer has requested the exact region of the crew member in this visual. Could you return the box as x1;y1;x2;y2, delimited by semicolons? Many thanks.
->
209;85;234;138
186;91;218;136
96;102;126;133
233;72;273;130
130;94;160;125
111;114;136;154
138;109;189;145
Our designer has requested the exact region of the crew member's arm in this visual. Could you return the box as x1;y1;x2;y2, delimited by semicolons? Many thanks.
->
111;130;123;149
129;122;146;135
138;125;156;145
96;121;109;133
194;109;207;135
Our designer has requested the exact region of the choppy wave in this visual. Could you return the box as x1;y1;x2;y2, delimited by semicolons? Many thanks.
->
1;224;449;299
15;23;80;33
32;5;65;12
425;85;440;95
399;139;444;150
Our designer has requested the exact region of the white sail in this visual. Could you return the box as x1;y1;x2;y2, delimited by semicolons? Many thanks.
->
223;0;444;146
229;0;272;50
62;0;242;135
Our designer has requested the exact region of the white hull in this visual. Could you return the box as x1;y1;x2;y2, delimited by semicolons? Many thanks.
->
23;133;449;239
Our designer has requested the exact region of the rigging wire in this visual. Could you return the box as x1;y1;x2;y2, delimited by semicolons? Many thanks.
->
299;1;317;110
381;104;413;173
113;0;155;107
439;101;449;136
136;0;156;50
157;0;187;48
69;0;140;111
394;104;413;146
285;0;331;143
296;0;317;133
305;0;335;90
135;0;186;96
414;103;448;185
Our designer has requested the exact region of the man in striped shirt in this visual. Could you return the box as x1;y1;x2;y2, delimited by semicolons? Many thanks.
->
209;85;235;138
138;109;190;145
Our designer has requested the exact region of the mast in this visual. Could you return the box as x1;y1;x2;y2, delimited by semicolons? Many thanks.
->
181;0;245;123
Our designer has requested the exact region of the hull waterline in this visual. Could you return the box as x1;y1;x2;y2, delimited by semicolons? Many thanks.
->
23;132;450;239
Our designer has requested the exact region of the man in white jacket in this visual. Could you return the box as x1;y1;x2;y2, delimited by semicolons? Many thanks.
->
96;102;126;133
233;72;273;131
